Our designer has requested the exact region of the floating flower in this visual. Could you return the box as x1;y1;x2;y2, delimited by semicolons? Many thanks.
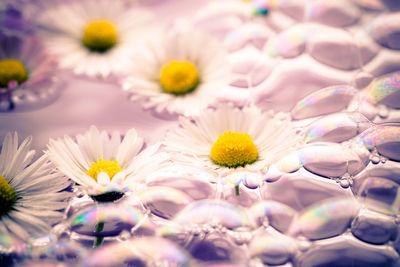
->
0;132;71;240
36;0;153;78
46;126;169;200
122;30;232;116
164;104;301;174
0;34;60;111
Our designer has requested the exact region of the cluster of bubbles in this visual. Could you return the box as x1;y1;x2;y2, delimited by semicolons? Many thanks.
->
1;0;400;266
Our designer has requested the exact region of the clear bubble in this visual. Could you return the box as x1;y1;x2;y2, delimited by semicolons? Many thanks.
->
31;240;87;263
138;186;193;219
369;13;400;50
173;200;257;230
250;200;297;233
303;112;371;143
288;197;360;240
249;231;297;265
358;177;400;216
83;237;191;267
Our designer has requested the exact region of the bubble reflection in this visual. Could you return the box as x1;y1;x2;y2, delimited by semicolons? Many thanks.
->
0;232;27;255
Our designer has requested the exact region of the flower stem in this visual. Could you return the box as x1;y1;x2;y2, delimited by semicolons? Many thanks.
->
93;221;104;248
235;184;240;196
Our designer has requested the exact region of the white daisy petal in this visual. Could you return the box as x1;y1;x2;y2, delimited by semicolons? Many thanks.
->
164;104;303;174
37;0;153;78
122;29;232;116
0;133;70;242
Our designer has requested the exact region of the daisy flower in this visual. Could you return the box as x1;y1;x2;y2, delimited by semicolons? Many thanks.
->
0;132;71;241
0;33;60;111
122;29;232;116
46;126;169;201
36;0;153;78
164;104;302;174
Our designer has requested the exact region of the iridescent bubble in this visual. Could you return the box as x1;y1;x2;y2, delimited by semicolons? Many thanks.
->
304;113;371;143
362;71;400;108
69;203;155;237
357;177;400;216
356;124;400;161
288;197;360;240
250;200;297;233
0;232;27;255
249;231;297;265
291;85;358;120
296;235;399;267
83;237;191;267
304;0;360;27
138;186;193;219
369;13;400;50
173;200;257;230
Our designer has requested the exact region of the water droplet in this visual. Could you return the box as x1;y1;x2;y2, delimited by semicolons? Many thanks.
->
340;179;350;188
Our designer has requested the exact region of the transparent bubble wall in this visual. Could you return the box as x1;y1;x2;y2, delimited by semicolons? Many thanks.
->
1;0;400;266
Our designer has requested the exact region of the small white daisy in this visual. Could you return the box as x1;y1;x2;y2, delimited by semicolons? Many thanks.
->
164;104;302;174
0;132;71;241
36;0;153;78
46;126;169;199
122;29;232;116
0;34;60;111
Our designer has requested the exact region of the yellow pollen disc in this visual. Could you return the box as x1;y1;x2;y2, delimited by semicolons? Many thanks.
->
159;60;200;95
0;174;18;218
210;131;258;168
0;59;28;89
86;158;122;181
82;20;117;53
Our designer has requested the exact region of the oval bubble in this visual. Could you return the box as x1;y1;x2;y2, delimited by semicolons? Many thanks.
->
351;0;384;10
138;186;193;219
265;24;308;58
307;27;361;70
31;241;87;263
261;171;354;211
297;235;399;267
83;237;191;267
304;113;371;143
249;231;297;265
291;85;358;120
288;197;360;240
146;164;216;200
357;177;400;215
173;200;257;230
362;71;400;109
351;208;397;245
250;201;297;233
304;0;360;27
299;143;367;177
369;13;400;50
356;124;400;161
69;204;155;237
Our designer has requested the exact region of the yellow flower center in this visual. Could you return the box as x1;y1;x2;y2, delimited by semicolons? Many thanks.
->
0;59;28;89
210;131;258;168
82;20;117;53
0;174;18;218
159;60;200;95
86;158;122;181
